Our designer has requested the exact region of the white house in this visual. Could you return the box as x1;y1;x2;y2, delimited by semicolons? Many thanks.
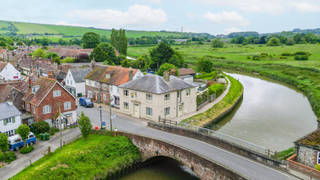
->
0;101;22;136
65;68;92;96
0;62;21;81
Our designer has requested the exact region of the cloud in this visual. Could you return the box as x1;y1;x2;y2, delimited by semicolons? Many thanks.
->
54;21;86;27
186;12;197;18
191;0;320;14
224;28;243;34
202;11;250;26
65;4;167;28
143;0;162;4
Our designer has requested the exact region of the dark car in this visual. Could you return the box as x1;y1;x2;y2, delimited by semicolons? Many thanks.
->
79;97;94;107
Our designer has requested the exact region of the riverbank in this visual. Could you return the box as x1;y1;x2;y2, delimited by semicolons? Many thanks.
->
211;60;320;118
10;134;141;180
181;74;243;127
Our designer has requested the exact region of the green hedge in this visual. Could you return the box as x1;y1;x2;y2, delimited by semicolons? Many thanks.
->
208;83;225;96
0;151;16;163
196;91;208;106
20;145;34;154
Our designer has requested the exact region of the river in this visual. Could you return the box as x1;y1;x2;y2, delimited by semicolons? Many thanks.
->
212;72;318;151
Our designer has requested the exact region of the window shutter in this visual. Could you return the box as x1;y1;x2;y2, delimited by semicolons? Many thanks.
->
12;117;15;123
4;119;7;125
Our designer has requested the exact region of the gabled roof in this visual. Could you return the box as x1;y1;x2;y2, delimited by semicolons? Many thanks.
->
294;128;320;149
55;70;67;80
179;68;196;76
0;49;6;54
0;102;22;120
70;68;92;83
85;66;140;86
0;62;7;71
119;74;196;94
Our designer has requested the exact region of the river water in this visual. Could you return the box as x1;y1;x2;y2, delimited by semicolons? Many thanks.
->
213;72;318;151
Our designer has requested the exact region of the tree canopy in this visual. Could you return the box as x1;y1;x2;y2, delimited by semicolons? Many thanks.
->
158;63;179;76
197;57;213;73
33;48;46;58
82;32;101;49
111;29;128;55
267;37;281;46
16;125;30;147
211;38;224;48
78;112;93;140
89;43;117;64
0;133;8;161
45;52;59;59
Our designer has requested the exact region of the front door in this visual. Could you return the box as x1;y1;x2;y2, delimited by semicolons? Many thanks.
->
178;105;183;116
134;104;140;118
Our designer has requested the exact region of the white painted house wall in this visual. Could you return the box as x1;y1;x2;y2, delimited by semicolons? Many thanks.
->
76;82;86;95
65;70;87;96
0;115;21;136
65;70;75;89
0;63;21;81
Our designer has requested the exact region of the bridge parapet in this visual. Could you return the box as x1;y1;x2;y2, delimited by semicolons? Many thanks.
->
117;131;251;180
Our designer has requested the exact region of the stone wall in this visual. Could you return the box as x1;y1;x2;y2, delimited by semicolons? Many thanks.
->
117;131;251;180
287;154;320;179
297;146;318;168
197;99;209;111
148;122;284;168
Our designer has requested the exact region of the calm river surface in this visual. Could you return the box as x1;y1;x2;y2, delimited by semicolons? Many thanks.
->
213;72;318;151
119;158;200;180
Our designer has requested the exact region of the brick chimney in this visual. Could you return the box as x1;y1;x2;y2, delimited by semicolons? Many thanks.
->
48;70;53;78
128;67;133;81
170;68;176;76
164;70;169;82
9;60;14;66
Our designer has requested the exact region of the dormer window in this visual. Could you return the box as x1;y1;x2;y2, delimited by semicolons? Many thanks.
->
32;85;40;94
106;74;110;78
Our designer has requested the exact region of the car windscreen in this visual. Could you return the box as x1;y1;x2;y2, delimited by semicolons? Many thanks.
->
85;99;91;103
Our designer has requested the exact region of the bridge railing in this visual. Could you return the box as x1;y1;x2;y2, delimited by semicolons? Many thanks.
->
170;122;267;155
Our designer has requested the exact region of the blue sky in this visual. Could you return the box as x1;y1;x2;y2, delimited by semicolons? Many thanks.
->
1;0;320;35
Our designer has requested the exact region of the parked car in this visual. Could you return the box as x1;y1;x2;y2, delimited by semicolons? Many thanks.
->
8;132;36;151
79;97;94;107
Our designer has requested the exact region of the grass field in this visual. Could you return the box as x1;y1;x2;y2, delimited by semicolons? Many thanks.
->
128;43;320;69
10;134;141;180
0;21;11;34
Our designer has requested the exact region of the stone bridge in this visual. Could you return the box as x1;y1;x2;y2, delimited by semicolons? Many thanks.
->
117;131;250;180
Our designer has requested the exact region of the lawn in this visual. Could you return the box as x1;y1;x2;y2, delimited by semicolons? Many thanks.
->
0;21;11;34
10;134;141;180
13;22;59;34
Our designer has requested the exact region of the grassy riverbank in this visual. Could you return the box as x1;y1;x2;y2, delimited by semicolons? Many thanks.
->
211;60;320;118
182;74;243;126
10;134;141;180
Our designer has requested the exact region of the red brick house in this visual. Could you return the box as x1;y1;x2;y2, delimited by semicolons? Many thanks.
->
23;77;76;128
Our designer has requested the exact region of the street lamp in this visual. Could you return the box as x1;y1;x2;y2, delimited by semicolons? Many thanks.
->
99;105;102;134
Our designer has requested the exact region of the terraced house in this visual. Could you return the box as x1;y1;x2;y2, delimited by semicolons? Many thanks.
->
85;64;143;108
23;77;76;128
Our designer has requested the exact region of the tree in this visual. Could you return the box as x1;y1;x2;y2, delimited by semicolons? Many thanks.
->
279;36;287;44
0;133;8;162
149;42;175;69
267;37;281;46
16;125;30;147
45;52;59;59
197;57;213;73
58;38;67;46
0;41;6;47
16;41;23;46
82;32;100;49
53;57;61;65
286;38;295;45
121;59;132;68
90;46;109;63
41;38;49;46
78;53;89;62
211;38;224;48
6;38;13;46
132;57;146;70
158;63;179;76
33;48;46;58
78;112;93;140
111;29;128;55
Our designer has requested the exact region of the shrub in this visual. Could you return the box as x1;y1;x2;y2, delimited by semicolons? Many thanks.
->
280;52;292;56
208;83;225;96
242;42;248;45
267;37;281;46
218;57;226;59
252;55;260;61
258;45;263;47
260;53;268;58
32;121;50;134
293;51;311;56
50;127;59;135
279;56;287;59
316;164;320;171
196;91;208;106
20;145;34;154
246;56;251;59
295;55;309;61
196;71;218;80
5;151;16;163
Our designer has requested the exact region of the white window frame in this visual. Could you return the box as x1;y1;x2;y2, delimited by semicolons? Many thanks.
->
64;102;71;110
111;85;113;92
89;80;91;86
103;83;107;90
124;102;129;110
146;94;153;102
103;94;107;101
33;107;35;114
67;80;69;85
43;105;51;114
88;91;92;98
124;90;129;96
186;89;190;97
27;104;29;111
96;82;100;88
146;107;153;116
165;107;170;117
71;80;73;85
53;90;61;97
164;94;170;101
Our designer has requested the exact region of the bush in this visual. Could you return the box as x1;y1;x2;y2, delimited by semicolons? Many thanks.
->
208;83;225;96
5;151;16;163
280;52;292;56
260;53;268;58
20;145;34;154
252;55;260;61
293;51;311;56
196;71;218;80
279;56;287;59
316;164;320;171
267;37;281;46
295;55;309;61
246;56;251;59
32;121;50;134
196;91;208;106
242;42;248;45
50;126;59;135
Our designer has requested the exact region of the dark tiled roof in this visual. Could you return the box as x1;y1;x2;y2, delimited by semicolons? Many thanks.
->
23;77;57;106
119;74;196;94
179;68;196;76
294;128;320;148
70;68;92;83
85;66;109;81
17;59;34;68
55;71;67;80
0;102;22;120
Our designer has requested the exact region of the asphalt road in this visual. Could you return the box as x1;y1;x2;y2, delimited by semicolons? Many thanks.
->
77;105;299;180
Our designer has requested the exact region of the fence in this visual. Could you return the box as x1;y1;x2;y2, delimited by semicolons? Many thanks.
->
171;122;268;155
63;133;82;146
158;116;178;126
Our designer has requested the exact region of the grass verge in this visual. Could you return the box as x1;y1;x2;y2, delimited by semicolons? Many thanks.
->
10;134;141;180
182;74;243;126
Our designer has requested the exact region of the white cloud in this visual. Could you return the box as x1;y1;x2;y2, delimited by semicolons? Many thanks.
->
186;12;197;18
65;4;167;28
224;27;243;34
202;11;250;26
143;0;162;4
54;21;86;27
191;0;320;14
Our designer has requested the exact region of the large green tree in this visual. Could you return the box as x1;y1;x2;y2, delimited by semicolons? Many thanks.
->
111;29;128;55
211;38;224;48
197;57;213;73
78;112;93;140
149;42;175;69
267;37;281;46
82;32;100;49
16;125;30;147
33;48;46;58
45;52;59;59
89;43;117;64
158;63;179;76
0;133;8;162
132;57;147;70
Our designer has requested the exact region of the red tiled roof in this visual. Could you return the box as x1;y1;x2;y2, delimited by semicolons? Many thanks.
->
0;62;7;70
179;68;196;76
0;49;6;54
23;77;57;106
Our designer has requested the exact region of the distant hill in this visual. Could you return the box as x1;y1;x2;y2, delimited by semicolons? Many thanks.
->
0;20;213;39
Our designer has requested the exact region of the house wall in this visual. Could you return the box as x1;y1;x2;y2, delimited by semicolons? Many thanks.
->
76;82;86;95
25;83;76;124
297;146;319;168
65;70;75;89
119;87;197;121
0;63;21;81
0;115;21;135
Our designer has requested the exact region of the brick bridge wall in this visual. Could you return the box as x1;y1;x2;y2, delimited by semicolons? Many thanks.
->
148;122;284;168
117;131;251;180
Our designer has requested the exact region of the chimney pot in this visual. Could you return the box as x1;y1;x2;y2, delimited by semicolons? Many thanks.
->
170;68;176;76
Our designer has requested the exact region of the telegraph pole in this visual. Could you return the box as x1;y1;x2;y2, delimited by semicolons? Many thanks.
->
109;93;112;132
59;102;62;150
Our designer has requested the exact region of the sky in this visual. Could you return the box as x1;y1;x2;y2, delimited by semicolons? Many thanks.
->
1;0;320;35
